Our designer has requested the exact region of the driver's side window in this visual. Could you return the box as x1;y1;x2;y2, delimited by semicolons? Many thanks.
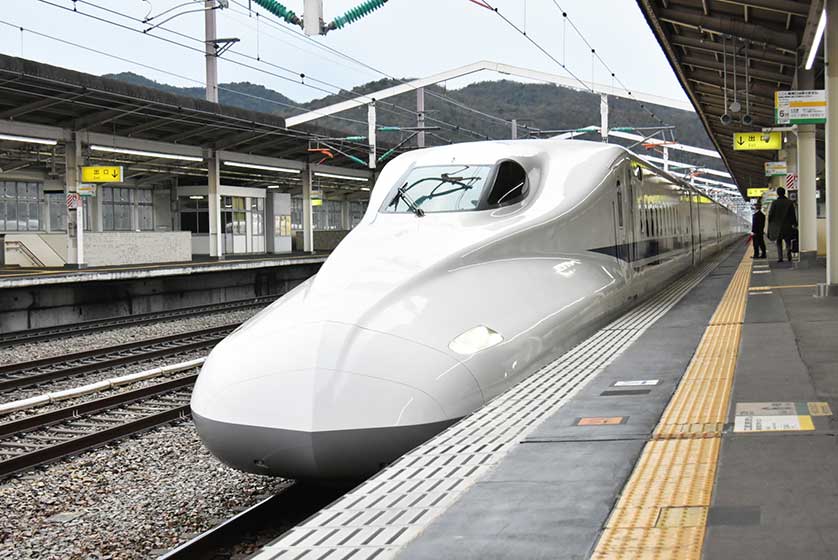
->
487;161;528;207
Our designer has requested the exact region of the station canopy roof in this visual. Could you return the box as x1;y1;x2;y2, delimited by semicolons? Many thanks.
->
637;0;825;197
0;54;379;195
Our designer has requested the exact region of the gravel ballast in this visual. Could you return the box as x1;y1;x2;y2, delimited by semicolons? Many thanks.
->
0;422;286;560
0;308;261;367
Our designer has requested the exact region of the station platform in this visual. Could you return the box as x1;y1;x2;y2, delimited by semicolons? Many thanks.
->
252;243;838;560
0;252;328;289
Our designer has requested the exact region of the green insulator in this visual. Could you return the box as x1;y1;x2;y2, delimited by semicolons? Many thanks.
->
331;0;389;29
253;0;300;25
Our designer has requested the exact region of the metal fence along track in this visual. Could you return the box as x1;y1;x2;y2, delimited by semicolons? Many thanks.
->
251;249;737;560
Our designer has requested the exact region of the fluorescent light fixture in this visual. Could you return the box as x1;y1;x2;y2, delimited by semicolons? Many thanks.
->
449;325;503;355
314;172;368;182
267;185;280;189
90;145;203;162
360;187;371;191
189;195;205;200
0;133;57;146
223;161;300;174
805;8;826;70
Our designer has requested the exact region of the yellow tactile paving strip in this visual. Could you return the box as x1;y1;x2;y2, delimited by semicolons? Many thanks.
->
592;254;751;560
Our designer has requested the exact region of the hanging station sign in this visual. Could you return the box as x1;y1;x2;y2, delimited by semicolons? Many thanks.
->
746;187;769;199
775;90;827;124
764;161;787;176
81;165;123;183
733;131;782;151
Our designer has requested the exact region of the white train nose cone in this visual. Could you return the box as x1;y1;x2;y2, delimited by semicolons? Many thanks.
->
191;322;483;480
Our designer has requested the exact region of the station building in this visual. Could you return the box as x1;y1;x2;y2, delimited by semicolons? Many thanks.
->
0;54;374;268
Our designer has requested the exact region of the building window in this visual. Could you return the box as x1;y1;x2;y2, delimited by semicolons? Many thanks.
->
350;201;367;228
222;196;246;235
291;197;302;230
102;187;132;231
47;192;66;232
178;196;209;234
0;181;41;232
251;198;264;236
137;188;153;231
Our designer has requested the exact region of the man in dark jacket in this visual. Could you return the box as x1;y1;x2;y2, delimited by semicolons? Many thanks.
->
768;187;797;262
752;202;766;259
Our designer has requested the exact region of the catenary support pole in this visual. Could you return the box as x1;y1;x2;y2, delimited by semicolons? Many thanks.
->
416;88;426;148
207;150;223;258
205;0;219;103
600;94;609;142
822;0;838;295
511;119;518;140
302;164;314;253
798;69;819;265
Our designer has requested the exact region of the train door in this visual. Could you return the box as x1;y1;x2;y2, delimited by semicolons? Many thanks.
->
687;191;698;265
623;165;636;267
613;175;629;265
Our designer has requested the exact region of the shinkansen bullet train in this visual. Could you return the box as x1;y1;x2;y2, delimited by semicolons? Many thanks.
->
191;139;745;481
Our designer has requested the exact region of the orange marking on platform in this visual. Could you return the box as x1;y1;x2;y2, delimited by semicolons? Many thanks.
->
577;416;625;426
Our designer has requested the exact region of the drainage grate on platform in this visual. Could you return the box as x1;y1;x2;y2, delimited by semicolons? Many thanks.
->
252;254;734;560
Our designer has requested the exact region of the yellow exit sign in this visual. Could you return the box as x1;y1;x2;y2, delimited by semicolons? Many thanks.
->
747;187;768;198
81;165;123;183
733;132;782;151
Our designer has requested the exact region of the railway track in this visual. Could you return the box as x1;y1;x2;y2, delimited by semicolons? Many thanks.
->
159;483;345;560
0;374;197;478
0;325;233;394
0;295;276;347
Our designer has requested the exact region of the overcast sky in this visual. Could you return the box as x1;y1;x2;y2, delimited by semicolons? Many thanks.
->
0;0;689;114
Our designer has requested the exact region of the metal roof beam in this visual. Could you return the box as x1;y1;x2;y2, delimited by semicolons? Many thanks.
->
681;54;793;83
657;6;800;52
669;34;796;66
714;0;810;17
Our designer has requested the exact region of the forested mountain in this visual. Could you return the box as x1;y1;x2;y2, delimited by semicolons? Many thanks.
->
105;71;720;170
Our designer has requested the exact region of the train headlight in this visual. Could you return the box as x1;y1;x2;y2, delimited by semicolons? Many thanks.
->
449;326;503;355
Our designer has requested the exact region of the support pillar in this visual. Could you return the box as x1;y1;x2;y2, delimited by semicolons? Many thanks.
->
64;133;85;268
207;151;223;259
511;119;518;140
302;164;314;253
416;88;425;148
823;0;838;294
798;70;819;264
368;102;377;170
663;146;669;173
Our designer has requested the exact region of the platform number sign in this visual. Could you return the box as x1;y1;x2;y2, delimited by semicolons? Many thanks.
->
66;192;81;210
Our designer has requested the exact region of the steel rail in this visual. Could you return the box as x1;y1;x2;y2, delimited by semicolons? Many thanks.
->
159;483;345;560
0;325;232;393
0;377;198;478
0;295;276;347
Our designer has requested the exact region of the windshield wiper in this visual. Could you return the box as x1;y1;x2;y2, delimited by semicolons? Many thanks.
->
394;183;425;217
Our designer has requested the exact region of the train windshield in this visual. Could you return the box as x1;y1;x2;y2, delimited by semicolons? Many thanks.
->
383;165;493;214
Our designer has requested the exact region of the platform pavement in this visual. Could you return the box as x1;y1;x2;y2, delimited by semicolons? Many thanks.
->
397;248;747;560
703;259;838;559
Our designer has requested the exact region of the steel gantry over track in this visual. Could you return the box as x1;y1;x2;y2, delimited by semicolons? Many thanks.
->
284;60;695;168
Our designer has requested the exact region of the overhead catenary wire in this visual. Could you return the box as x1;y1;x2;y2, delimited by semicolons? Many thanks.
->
65;0;501;142
227;0;523;131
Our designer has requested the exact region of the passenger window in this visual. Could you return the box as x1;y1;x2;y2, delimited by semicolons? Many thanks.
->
487;160;528;207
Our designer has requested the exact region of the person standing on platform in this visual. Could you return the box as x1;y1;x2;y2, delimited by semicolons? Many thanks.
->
768;187;797;263
751;201;766;259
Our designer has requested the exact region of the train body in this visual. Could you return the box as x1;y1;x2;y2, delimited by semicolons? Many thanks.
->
191;139;745;481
